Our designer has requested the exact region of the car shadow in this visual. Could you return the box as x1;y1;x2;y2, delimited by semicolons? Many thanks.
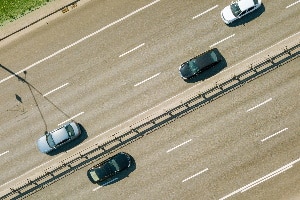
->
227;4;265;27
47;123;88;156
97;155;137;186
185;49;227;83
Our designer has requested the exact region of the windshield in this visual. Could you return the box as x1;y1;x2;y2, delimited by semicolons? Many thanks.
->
65;124;75;137
46;134;56;148
187;59;201;74
230;2;241;17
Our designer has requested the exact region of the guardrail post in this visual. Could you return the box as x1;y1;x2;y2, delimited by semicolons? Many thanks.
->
97;143;106;151
27;178;38;186
267;55;274;64
44;169;54;177
166;109;173;117
248;64;257;72
130;126;139;134
215;82;223;90
284;46;291;55
79;152;88;159
10;187;21;194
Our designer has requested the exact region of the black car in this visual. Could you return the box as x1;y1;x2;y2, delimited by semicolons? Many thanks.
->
87;152;132;183
179;48;222;79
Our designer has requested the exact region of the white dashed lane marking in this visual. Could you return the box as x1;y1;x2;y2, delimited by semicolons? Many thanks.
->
246;98;272;112
193;5;219;19
119;43;145;58
0;150;9;157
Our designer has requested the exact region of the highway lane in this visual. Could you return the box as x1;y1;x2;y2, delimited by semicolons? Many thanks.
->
27;53;300;199
0;0;299;192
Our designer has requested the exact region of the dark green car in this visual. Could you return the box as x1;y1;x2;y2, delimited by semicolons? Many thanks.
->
87;152;132;183
179;48;222;80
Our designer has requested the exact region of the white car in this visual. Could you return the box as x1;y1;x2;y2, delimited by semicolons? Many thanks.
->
37;122;81;153
221;0;262;24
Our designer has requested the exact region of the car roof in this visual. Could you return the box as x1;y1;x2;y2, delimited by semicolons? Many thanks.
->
193;48;219;67
50;127;69;144
237;0;255;11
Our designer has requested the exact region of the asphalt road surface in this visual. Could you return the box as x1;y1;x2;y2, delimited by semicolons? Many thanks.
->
0;0;299;199
26;53;300;200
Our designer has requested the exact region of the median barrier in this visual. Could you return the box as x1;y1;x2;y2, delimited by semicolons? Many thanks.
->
0;37;299;199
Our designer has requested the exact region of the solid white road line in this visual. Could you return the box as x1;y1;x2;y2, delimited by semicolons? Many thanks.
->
286;0;300;8
93;178;118;191
58;112;84;126
43;83;69;97
119;43;145;57
261;128;288;142
192;5;219;19
0;150;9;157
0;0;160;84
246;98;272;112
182;168;208;183
219;157;300;200
210;34;235;48
134;72;161;87
167;139;192;153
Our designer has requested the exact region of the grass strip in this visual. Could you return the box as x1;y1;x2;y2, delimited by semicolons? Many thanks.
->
0;0;53;26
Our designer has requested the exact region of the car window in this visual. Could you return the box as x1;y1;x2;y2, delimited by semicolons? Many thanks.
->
188;59;201;74
209;51;218;62
57;138;69;145
46;134;56;148
109;159;120;171
239;10;247;16
253;0;259;4
65;124;75;137
247;6;255;12
230;2;241;17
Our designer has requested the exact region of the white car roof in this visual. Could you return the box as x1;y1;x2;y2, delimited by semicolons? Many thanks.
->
51;127;69;144
238;0;255;11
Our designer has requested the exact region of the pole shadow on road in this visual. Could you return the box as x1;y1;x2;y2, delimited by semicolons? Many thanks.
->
0;64;74;133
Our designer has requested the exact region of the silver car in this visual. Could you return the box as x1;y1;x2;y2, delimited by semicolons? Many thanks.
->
37;122;81;153
221;0;262;24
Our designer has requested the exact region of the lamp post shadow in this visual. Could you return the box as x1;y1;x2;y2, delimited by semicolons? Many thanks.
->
0;64;72;133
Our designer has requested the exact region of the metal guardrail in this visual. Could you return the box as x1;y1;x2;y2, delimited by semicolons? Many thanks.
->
1;40;299;199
